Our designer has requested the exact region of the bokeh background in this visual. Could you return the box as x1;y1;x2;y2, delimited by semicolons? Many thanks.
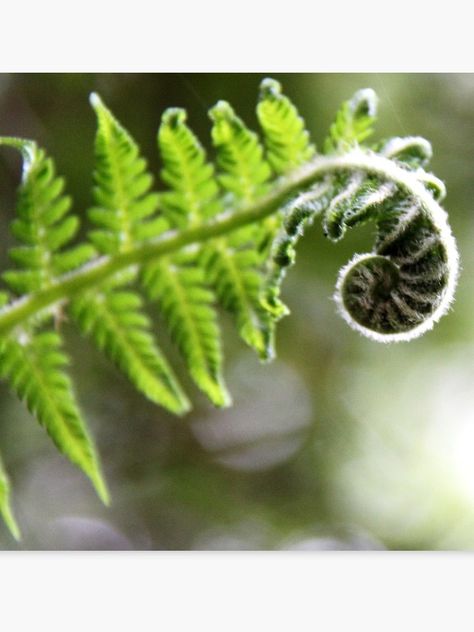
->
0;73;473;551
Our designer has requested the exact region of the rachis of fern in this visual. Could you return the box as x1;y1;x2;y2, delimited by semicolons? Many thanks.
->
0;78;459;540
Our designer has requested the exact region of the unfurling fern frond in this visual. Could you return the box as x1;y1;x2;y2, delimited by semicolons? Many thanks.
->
0;79;459;538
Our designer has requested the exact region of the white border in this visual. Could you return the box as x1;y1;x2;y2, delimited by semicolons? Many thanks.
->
0;1;472;71
1;552;474;631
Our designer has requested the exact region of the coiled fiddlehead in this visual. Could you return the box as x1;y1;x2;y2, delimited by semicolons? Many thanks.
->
0;79;460;538
264;90;459;343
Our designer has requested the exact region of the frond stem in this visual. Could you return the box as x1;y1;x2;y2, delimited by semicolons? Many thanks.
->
0;150;458;338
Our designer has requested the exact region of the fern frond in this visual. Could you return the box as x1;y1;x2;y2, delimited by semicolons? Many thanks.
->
153;110;229;405
257;78;316;174
88;93;167;253
0;138;95;296
158;108;221;226
0;80;460;538
76;97;189;413
0;453;20;540
324;88;378;153
0;330;108;503
70;281;190;414
206;100;275;359
142;254;230;407
209;100;271;204
201;243;274;360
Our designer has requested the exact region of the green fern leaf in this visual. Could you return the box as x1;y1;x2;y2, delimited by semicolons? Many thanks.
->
207;100;275;359
0;330;108;503
257;78;316;174
0;139;95;296
158;108;221;226
152;110;229;405
209;100;271;204
79;96;188;413
88;93;167;253
0;453;20;540
142;253;230;407
202;244;274;360
70;281;190;414
324;88;378;153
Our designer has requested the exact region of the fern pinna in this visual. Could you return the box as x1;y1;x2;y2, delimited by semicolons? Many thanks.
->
0;79;459;539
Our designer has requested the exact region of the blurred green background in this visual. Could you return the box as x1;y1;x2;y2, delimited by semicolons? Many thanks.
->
0;73;473;551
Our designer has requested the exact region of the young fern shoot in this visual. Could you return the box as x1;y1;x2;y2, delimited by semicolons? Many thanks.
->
0;79;459;539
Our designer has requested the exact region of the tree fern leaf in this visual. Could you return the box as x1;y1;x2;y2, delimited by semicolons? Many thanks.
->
70;282;191;415
209;100;271;204
206;100;275;358
154;109;230;405
0;454;20;540
0;331;109;504
208;99;275;253
0;138;95;294
89;93;167;254
84;97;189;413
201;244;274;360
256;78;316;175
324;88;378;153
142;255;231;407
158;108;222;226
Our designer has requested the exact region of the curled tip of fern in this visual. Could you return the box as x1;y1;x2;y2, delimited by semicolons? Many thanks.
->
381;135;433;167
161;108;187;127
0;137;36;172
417;171;446;201
349;88;378;120
259;77;282;100
209;100;235;122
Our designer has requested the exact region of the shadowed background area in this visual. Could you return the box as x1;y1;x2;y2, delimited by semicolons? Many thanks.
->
0;73;473;550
